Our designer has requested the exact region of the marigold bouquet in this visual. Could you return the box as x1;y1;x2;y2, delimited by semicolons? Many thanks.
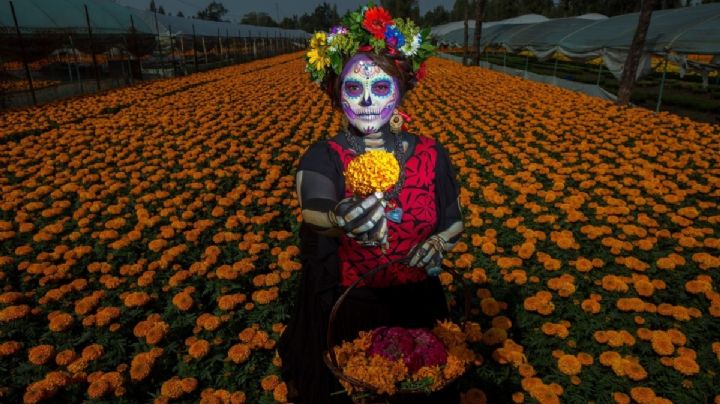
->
330;320;478;397
345;150;400;196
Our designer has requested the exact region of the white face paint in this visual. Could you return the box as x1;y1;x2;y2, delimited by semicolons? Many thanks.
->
340;54;399;135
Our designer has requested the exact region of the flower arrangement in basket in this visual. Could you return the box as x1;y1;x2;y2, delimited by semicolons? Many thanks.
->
323;260;480;402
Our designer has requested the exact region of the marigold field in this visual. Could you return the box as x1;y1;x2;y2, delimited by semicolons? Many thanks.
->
1;52;720;404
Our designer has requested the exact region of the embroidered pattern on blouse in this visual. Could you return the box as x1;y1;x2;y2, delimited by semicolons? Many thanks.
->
328;135;438;288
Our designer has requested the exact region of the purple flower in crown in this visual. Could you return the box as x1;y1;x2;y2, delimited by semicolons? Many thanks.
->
330;25;349;35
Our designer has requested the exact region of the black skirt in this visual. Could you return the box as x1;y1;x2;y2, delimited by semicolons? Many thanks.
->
277;225;461;404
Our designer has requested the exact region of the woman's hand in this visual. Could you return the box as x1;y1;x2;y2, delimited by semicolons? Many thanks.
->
406;234;447;276
328;192;388;247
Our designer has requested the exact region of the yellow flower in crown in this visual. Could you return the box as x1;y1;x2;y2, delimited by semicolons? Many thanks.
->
345;150;400;196
307;32;331;72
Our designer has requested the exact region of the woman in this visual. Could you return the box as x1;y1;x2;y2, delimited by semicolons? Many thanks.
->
277;5;464;403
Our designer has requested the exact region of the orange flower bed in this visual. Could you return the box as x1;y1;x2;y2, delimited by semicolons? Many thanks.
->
0;51;719;403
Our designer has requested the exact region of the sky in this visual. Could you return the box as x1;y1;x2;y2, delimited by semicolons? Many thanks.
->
113;0;456;23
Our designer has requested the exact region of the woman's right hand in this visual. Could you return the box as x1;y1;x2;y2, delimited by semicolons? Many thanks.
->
329;192;388;246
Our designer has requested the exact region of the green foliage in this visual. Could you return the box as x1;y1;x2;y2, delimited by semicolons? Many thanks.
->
196;1;229;22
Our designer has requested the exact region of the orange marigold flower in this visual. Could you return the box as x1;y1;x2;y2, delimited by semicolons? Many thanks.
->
650;331;675;356
345;150;400;196
28;345;55;365
81;344;104;361
228;343;251;364
188;340;210;359
557;354;581;376
48;312;74;332
629;387;656;404
261;375;280;391
613;392;630;404
461;387;487;404
273;382;288;403
672;356;700;376
87;379;111;399
0;341;23;357
172;291;193;311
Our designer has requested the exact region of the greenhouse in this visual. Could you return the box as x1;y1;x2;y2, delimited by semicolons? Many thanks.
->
434;3;720;78
0;0;309;107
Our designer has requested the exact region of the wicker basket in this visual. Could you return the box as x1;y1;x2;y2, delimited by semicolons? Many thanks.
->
322;257;472;404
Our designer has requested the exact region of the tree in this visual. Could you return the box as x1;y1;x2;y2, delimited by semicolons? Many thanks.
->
421;6;450;26
452;0;475;20
196;1;229;22
298;3;340;34
158;5;165;15
381;0;420;20
241;12;278;27
148;0;156;12
518;0;554;15
177;11;184;18
473;0;486;65
280;15;299;29
616;0;656;105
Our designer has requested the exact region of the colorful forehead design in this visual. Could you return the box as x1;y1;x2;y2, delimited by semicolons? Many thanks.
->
340;54;397;88
341;54;378;80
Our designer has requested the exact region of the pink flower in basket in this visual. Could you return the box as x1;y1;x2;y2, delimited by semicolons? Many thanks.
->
366;326;447;373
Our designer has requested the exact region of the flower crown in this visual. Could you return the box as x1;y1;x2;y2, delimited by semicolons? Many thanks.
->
305;3;435;84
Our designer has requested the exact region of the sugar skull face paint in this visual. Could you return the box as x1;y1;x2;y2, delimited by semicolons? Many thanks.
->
340;54;399;135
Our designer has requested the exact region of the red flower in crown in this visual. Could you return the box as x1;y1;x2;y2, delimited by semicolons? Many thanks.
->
363;6;392;40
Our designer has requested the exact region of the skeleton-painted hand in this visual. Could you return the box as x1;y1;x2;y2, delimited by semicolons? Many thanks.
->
328;192;388;247
407;234;447;276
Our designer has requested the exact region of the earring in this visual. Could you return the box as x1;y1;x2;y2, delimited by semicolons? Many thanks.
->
389;110;403;134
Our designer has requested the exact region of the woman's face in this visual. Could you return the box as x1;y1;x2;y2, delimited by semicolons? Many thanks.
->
340;54;400;135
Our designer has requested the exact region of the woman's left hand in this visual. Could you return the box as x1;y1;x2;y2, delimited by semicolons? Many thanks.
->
406;234;447;276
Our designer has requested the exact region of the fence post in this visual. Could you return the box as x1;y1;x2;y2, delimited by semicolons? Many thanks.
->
655;55;668;113
234;33;239;62
179;35;186;74
130;14;142;80
217;28;222;63
9;0;36;105
122;35;132;84
252;32;257;59
226;29;230;62
201;36;207;64
153;9;165;77
84;4;101;91
169;24;176;76
244;33;248;60
192;24;199;72
69;35;84;93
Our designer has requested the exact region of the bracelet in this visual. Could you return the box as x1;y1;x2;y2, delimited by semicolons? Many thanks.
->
327;209;338;228
426;234;448;253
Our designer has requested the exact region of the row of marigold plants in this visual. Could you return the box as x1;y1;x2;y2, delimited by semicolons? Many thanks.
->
0;52;719;403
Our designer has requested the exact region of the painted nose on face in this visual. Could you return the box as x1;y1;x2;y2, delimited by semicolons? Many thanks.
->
360;87;372;107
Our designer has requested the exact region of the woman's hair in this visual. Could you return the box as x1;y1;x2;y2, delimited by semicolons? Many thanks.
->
322;51;419;110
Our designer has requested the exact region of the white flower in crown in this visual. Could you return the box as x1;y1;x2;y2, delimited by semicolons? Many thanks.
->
400;33;421;57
